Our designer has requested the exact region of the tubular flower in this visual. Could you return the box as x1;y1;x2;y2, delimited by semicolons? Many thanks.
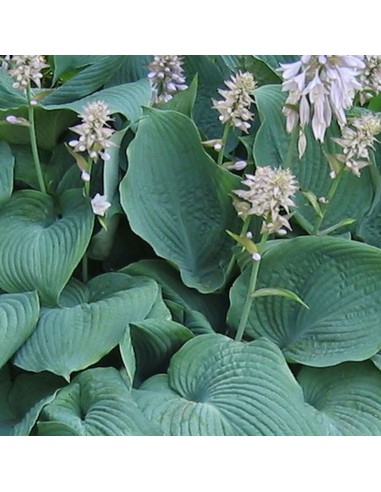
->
359;56;381;105
332;113;381;177
91;193;111;216
279;55;365;156
234;166;299;234
212;71;256;133
69;100;115;162
148;55;188;105
6;55;49;90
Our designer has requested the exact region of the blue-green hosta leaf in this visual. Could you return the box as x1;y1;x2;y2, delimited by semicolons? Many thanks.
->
121;259;225;331
0;141;14;205
0;70;27;110
43;79;151;123
38;367;161;436
0;189;94;305
134;334;324;436
120;108;240;293
127;318;193;382
254;55;300;73
0;366;63;436
42;56;126;105
228;236;381;366
298;362;381;435
52;55;101;83
13;273;160;380
253;85;374;232
0;291;39;369
163;76;197;117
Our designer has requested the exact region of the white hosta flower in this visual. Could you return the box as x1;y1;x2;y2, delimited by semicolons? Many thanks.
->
279;55;365;156
148;55;188;105
69;100;115;162
6;55;49;90
332;112;381;177
91;193;111;216
234;166;298;234
359;56;381;104
5;115;29;126
212;71;256;133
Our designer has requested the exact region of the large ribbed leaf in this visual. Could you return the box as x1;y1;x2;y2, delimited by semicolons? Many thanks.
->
0;189;94;305
134;334;324;436
128;319;193;382
42;56;126;105
253;85;374;232
13;273;159;380
38;367;161;436
228;236;381;366
298;362;381;435
120;108;240;293
43;79;151;123
0;292;39;369
0;141;14;205
0;366;63;436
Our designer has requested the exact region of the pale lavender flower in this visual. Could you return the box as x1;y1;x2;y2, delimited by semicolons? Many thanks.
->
212;71;256;133
91;193;111;216
279;55;365;156
234;166;299;234
69;100;115;162
332;112;381;176
359;56;381;104
148;55;188;105
6;55;49;90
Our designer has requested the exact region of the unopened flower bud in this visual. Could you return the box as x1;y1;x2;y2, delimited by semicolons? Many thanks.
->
251;252;261;261
81;171;91;182
245;231;253;239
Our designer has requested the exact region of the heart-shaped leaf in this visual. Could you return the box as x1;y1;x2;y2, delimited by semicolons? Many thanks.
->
298;362;381;435
13;273;160;380
228;236;381;366
0;189;94;305
38;367;161;436
134;334;324;436
120;108;240;293
0;366;63;436
0;291;40;369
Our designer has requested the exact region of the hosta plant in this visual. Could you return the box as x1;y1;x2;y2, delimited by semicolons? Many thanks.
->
1;54;381;436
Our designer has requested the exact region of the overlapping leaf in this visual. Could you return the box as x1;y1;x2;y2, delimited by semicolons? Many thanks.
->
134;334;324;436
38;367;161;436
13;273;160;380
228;236;381;366
0;141;14;205
298;362;381;435
120;108;240;293
0;189;94;305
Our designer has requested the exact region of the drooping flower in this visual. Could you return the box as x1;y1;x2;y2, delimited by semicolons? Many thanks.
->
332;112;381;177
68;100;115;162
91;193;111;216
233;166;299;234
279;55;365;156
148;55;188;105
212;71;256;133
358;56;381;105
5;55;49;90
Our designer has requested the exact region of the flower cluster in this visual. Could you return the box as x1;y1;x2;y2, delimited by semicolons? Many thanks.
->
148;55;188;105
212;71;256;133
332;113;381;177
5;55;49;91
69;100;115;162
234;166;298;234
279;55;365;157
358;56;381;105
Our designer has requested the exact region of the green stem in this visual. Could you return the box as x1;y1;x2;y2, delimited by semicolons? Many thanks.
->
82;157;93;284
312;167;345;235
283;125;299;169
217;124;231;166
225;216;252;284
235;230;269;342
26;86;46;194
